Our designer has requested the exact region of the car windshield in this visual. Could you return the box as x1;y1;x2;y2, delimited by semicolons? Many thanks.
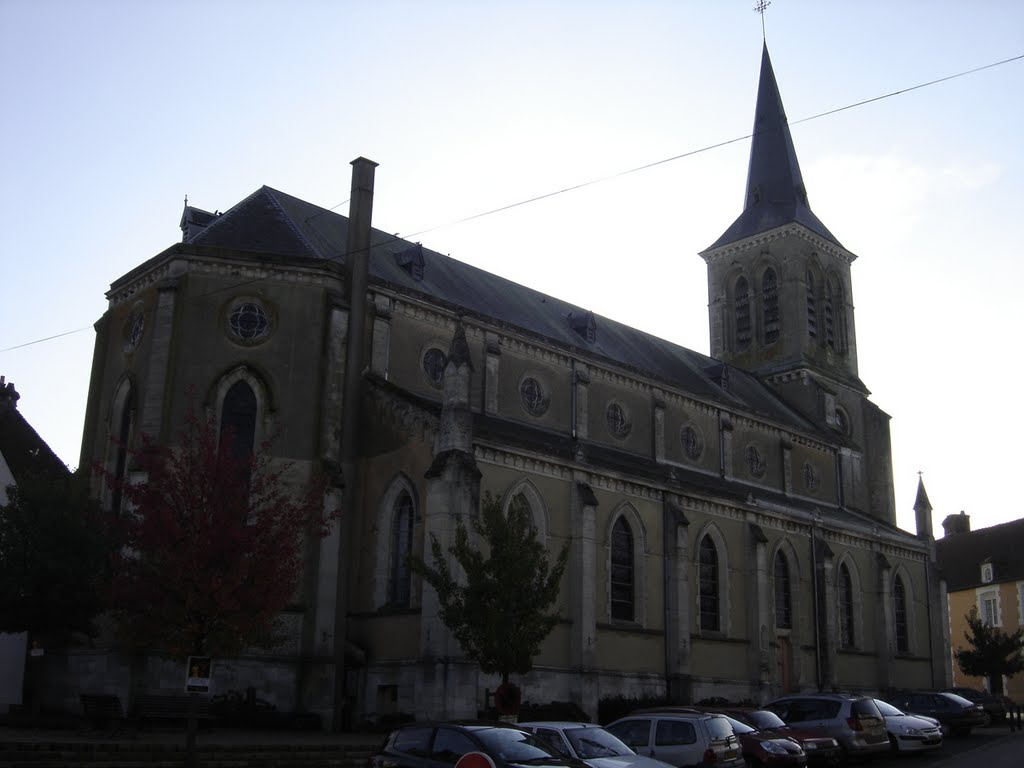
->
941;693;975;707
747;711;786;730
564;727;633;759
705;716;736;741
476;728;567;764
873;700;904;717
722;715;755;735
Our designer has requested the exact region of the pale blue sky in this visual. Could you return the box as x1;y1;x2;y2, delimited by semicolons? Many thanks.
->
2;0;1022;535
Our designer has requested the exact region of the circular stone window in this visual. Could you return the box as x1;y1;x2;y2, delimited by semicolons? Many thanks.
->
422;347;446;388
124;312;145;354
681;424;703;460
745;444;767;478
606;402;631;439
520;376;548;417
803;461;820;491
229;302;269;341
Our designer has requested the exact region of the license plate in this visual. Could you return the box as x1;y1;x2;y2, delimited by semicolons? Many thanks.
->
725;750;738;760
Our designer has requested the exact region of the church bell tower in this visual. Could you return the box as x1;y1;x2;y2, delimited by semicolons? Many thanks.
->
701;43;897;524
701;43;864;396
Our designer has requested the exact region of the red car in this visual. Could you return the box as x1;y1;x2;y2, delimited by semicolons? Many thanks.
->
716;710;841;768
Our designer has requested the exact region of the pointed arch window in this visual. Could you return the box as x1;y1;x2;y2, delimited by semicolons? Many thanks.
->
774;550;792;629
610;517;635;622
699;535;720;631
220;380;257;460
111;387;135;516
806;269;817;340
838;562;855;648
762;268;780;345
894;575;909;653
388;491;414;605
734;276;751;350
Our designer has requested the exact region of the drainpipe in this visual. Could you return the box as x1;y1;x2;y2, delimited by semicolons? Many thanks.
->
334;156;378;731
810;521;822;690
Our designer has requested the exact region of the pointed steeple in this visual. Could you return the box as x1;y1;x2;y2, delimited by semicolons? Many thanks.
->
708;43;842;250
914;474;934;540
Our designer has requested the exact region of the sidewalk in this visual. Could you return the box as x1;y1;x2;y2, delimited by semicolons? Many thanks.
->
0;721;383;747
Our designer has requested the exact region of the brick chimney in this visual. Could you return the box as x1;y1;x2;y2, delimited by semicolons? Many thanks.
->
941;510;971;537
0;375;20;413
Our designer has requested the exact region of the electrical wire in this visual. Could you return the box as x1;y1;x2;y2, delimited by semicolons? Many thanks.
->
2;52;1021;355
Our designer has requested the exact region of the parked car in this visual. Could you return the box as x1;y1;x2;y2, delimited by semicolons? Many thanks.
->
518;721;674;768
943;686;1007;723
716;713;807;767
762;694;888;760
884;691;988;736
871;699;943;753
606;709;745;768
715;709;841;767
369;721;590;768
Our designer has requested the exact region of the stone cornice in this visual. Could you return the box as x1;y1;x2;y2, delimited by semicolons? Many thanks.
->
701;223;857;266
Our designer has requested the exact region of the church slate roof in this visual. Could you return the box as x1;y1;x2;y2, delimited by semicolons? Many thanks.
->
706;43;843;252
185;184;825;439
935;518;1024;591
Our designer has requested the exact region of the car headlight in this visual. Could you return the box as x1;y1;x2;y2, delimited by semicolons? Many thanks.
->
898;726;923;736
762;740;795;755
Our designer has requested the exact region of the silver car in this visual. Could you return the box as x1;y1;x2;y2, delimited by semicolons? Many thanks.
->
519;722;675;768
872;699;943;753
763;694;889;759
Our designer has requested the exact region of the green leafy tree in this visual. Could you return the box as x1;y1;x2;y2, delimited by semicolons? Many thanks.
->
0;468;111;643
0;467;112;718
953;607;1024;695
411;492;569;689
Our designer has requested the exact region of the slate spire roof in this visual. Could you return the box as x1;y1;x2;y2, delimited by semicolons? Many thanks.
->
708;43;842;250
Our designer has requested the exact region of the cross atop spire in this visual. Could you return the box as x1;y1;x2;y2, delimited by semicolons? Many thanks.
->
754;0;771;40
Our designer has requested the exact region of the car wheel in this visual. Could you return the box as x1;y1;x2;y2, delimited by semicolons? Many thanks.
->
888;734;899;752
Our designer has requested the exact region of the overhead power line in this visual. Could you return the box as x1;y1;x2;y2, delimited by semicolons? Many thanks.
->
2;52;1021;355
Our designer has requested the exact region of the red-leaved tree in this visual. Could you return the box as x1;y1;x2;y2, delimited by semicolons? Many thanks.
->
104;408;334;659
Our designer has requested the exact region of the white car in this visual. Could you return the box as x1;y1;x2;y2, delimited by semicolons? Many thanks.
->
872;699;943;753
518;722;676;768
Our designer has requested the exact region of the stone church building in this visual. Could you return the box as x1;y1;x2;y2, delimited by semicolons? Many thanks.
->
76;44;950;726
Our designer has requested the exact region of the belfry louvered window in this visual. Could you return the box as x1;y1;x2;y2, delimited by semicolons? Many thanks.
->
825;279;836;351
735;277;751;350
806;269;817;340
763;268;780;344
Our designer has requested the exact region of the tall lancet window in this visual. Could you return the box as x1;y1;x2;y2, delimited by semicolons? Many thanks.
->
774;550;792;629
806;269;817;340
762;268;780;345
220;380;257;460
824;279;836;351
894;575;909;653
388;491;414;606
610;517;635;622
111;388;135;516
735;277;752;350
838;563;855;648
699;535;720;631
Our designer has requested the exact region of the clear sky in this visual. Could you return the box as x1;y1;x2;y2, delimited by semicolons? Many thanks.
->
1;0;1022;537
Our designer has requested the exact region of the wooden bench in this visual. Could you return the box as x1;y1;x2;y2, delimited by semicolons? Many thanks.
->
80;693;130;733
136;693;215;724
